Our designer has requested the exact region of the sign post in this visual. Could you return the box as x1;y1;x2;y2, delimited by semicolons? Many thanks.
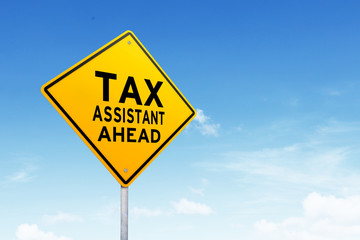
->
42;31;196;238
121;187;128;240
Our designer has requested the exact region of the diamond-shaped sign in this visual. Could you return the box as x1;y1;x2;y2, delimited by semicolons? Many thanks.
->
41;31;196;187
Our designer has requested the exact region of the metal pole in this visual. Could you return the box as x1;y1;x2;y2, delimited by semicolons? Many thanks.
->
121;186;128;240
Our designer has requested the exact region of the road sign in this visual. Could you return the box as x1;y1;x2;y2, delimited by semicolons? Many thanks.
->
41;31;196;187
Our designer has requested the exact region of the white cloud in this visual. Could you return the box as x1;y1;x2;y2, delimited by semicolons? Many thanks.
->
16;224;71;240
132;198;213;218
172;198;214;215
207;120;360;193
303;192;360;224
326;89;341;96
132;195;214;218
132;207;164;217
201;178;209;185
5;163;37;183
193;108;220;136
189;187;204;196
42;212;83;225
253;192;360;240
235;126;243;132
200;138;356;192
93;201;120;224
316;120;360;134
8;170;33;182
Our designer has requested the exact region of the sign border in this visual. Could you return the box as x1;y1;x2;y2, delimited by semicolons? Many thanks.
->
42;31;196;186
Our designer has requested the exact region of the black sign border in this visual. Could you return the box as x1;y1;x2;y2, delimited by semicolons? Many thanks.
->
43;32;195;185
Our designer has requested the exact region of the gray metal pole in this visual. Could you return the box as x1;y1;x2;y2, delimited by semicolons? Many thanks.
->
121;186;128;240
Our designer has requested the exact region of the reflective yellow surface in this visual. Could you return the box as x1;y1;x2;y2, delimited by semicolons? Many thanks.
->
41;31;196;187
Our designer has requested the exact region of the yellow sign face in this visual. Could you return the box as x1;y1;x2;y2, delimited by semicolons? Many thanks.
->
41;31;196;187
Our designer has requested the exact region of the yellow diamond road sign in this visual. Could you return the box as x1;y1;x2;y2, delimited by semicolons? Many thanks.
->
41;31;196;187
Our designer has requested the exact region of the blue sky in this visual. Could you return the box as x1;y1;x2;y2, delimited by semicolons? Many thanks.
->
2;0;360;239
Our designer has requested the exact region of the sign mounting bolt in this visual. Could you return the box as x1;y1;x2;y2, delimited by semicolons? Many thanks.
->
124;168;128;173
